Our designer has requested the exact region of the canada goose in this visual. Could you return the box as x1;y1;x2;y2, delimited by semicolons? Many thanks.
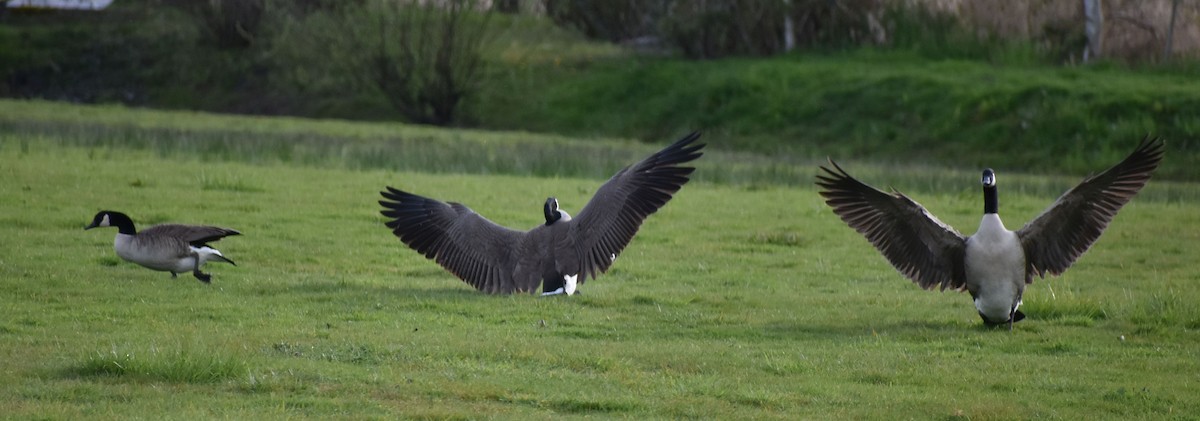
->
379;132;704;295
85;210;240;283
816;136;1164;329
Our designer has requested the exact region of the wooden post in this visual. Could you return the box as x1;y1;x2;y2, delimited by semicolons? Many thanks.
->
784;0;795;52
1164;0;1181;61
1083;0;1103;62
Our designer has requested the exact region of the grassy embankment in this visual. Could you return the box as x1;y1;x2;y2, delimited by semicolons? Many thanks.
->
478;49;1200;181
1;101;1198;419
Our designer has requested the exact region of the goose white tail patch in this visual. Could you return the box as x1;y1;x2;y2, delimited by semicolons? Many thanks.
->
192;246;231;265
564;274;578;296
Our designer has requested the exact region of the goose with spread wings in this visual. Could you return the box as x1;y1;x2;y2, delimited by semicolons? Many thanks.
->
380;132;704;295
816;136;1164;328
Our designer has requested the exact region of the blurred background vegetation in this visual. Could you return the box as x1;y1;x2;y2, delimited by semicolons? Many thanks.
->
1;0;1198;179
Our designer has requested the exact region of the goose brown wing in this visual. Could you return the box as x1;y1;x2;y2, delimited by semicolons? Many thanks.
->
380;187;529;293
1017;136;1164;282
140;224;241;247
568;132;705;282
816;160;968;291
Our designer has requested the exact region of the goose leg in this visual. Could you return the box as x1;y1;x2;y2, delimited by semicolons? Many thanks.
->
979;312;1003;328
192;259;211;283
170;272;178;279
189;253;212;283
1007;307;1027;331
1008;296;1026;331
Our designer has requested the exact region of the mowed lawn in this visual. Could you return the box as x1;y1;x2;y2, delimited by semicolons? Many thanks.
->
2;119;1199;419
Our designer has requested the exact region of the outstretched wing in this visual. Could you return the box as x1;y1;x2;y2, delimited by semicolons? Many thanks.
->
816;160;968;291
379;187;532;293
141;224;240;247
1017;136;1164;282
567;132;705;282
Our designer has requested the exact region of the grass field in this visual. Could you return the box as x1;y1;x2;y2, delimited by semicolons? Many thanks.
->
2;101;1199;419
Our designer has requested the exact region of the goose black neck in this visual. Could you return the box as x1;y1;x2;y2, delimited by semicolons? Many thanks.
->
983;185;998;214
109;212;138;235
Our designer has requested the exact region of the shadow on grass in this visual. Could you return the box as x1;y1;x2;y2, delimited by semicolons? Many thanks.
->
283;281;485;300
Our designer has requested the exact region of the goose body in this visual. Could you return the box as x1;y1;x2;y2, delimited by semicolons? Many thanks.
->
85;211;240;283
964;214;1025;323
817;136;1164;328
380;132;705;295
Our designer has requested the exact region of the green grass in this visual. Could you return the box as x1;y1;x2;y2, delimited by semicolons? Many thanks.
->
4;99;1199;203
2;102;1199;418
70;346;247;384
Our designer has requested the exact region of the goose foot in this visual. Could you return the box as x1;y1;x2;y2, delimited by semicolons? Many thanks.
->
170;272;178;279
192;270;212;284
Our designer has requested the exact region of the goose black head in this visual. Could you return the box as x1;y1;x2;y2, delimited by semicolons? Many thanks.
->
85;210;137;235
981;168;996;188
544;197;560;226
543;197;572;226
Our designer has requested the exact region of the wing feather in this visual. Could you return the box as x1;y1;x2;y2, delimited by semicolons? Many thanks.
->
568;132;705;281
379;187;530;293
140;224;240;247
816;160;968;291
1017;136;1164;282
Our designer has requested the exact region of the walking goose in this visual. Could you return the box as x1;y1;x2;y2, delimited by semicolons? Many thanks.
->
85;210;240;283
816;136;1164;328
379;132;704;295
